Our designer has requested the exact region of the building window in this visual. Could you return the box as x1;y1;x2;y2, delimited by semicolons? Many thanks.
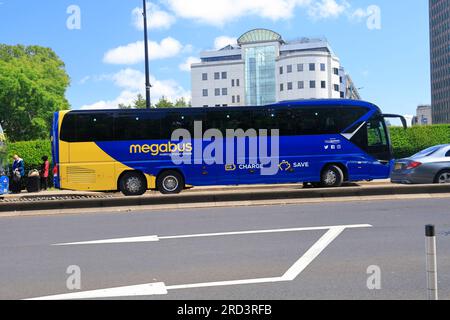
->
321;81;326;89
309;63;315;71
231;79;235;87
287;82;293;90
222;88;228;96
340;76;343;83
320;63;326;71
310;81;316;89
298;81;304;89
215;88;221;96
287;65;293;73
279;66;283;75
297;64;304;72
236;79;240;87
202;89;208;97
280;83;284;91
334;84;340;92
237;95;240;103
222;72;227;79
232;96;235;103
340;92;345;98
202;73;208;81
214;72;220;80
333;68;339;75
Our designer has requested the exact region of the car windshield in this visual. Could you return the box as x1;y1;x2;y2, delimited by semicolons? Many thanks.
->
412;146;442;158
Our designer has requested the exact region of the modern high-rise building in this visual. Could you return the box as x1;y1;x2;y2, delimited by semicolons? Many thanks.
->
412;105;433;126
430;0;450;124
191;29;360;107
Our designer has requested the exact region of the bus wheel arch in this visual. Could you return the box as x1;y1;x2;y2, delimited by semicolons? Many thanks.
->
118;170;147;196
156;169;185;194
320;163;347;187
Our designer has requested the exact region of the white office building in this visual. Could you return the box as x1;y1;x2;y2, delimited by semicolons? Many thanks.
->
191;29;360;107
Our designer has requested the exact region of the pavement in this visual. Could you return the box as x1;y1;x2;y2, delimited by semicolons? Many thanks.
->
2;181;450;217
0;197;449;300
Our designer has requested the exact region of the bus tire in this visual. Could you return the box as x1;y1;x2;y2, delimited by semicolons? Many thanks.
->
119;172;147;196
157;170;184;194
320;165;344;188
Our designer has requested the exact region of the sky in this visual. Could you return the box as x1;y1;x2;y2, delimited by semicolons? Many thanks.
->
0;0;431;116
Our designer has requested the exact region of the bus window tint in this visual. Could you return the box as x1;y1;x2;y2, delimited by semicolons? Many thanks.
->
161;111;205;138
60;113;77;142
115;112;163;141
77;113;114;142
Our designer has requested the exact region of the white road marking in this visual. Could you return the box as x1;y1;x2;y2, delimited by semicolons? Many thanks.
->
31;224;372;300
281;226;346;281
54;235;159;246
54;224;371;246
27;282;167;300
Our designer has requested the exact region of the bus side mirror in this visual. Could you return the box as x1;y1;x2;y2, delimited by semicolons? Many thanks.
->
382;114;408;130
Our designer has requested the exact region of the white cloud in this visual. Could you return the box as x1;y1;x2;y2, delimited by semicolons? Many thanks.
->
179;56;201;72
132;2;176;30
165;0;312;26
350;8;369;21
103;37;183;65
214;36;238;50
307;0;350;19
80;68;190;109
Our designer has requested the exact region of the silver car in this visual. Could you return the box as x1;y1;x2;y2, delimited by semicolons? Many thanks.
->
391;144;450;184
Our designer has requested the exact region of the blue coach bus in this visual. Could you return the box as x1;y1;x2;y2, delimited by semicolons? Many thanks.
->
52;99;405;196
0;124;9;195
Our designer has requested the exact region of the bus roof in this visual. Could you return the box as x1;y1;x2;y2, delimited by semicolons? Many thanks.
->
64;99;380;114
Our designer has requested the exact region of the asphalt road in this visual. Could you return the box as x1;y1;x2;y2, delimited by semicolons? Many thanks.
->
0;197;449;300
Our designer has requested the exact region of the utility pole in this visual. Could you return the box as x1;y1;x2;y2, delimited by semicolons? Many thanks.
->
142;0;151;109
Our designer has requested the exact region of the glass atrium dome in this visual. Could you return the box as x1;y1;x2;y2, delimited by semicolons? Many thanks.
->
237;29;284;45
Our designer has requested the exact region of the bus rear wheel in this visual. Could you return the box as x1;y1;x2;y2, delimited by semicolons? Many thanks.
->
157;171;184;195
119;172;147;196
320;165;344;188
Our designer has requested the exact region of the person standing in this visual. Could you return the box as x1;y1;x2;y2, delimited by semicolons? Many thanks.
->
40;156;50;191
11;155;25;193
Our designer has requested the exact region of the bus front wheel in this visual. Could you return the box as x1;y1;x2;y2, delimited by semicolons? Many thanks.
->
157;171;184;194
320;165;344;188
119;172;147;196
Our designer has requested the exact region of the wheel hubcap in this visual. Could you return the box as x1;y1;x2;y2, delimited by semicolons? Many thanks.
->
126;177;142;193
324;171;337;185
438;173;450;184
163;176;178;192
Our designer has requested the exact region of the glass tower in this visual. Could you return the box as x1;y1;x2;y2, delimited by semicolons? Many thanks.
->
430;0;450;124
244;45;277;106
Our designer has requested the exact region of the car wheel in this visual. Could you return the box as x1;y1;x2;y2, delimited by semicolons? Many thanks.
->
157;171;184;194
435;170;450;184
320;165;344;188
119;172;147;196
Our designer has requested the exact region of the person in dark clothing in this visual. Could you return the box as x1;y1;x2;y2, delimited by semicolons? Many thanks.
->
40;156;50;191
11;155;25;194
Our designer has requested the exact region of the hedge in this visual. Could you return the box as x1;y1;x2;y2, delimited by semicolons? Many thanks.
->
389;125;450;159
4;124;450;172
7;139;52;172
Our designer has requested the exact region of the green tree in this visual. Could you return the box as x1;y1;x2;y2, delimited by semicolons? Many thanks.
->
119;94;147;109
155;96;174;109
174;97;189;108
0;44;71;141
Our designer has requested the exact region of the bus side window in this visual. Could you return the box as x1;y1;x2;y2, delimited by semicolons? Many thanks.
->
77;113;114;142
367;120;387;146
